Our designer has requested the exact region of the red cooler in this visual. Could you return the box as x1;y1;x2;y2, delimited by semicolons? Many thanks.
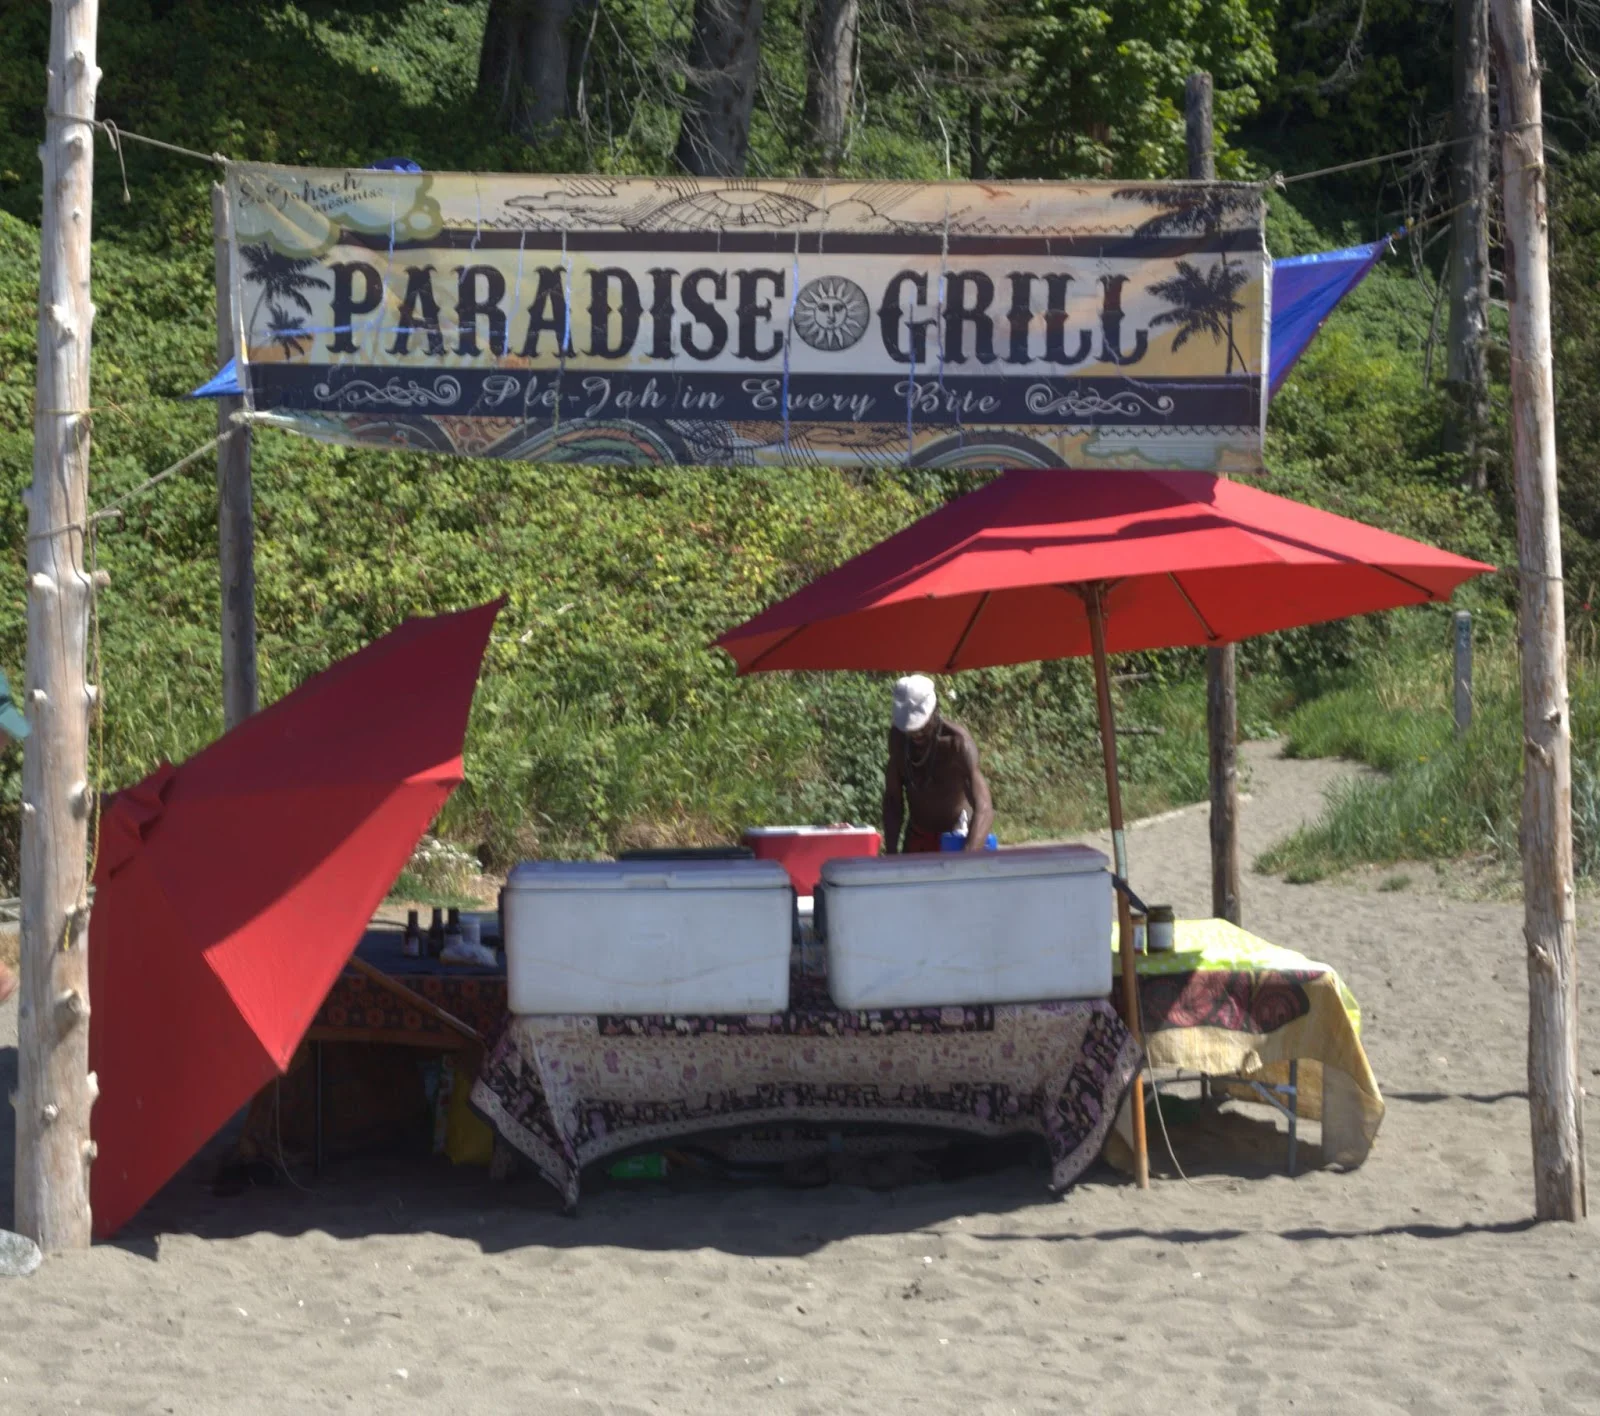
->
742;826;881;897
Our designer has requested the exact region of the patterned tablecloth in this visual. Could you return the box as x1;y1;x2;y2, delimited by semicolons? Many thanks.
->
312;920;1383;1197
469;970;1142;1212
310;930;506;1045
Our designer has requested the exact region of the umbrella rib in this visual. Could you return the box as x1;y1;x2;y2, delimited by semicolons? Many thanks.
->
1368;564;1446;601
742;623;809;675
945;591;991;672
1168;573;1221;642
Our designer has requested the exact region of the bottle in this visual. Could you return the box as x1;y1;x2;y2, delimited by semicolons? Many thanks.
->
427;906;445;956
608;1153;670;1180
401;908;421;960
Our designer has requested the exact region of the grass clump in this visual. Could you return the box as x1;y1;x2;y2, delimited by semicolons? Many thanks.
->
1258;609;1600;885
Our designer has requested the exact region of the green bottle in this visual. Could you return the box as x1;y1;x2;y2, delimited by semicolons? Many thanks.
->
608;1153;669;1180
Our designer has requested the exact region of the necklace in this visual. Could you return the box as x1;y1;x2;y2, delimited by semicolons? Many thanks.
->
903;721;940;784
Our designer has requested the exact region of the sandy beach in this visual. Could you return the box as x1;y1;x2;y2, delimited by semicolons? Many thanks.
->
2;741;1596;1414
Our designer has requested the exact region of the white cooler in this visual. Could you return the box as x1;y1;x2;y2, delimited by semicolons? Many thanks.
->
817;845;1112;1008
502;858;794;1015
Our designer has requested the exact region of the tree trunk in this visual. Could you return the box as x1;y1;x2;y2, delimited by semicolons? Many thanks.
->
1184;72;1214;186
1490;0;1588;1222
967;98;988;180
804;0;858;170
1447;0;1492;493
17;0;100;1252
676;0;766;178
478;0;579;143
212;185;258;732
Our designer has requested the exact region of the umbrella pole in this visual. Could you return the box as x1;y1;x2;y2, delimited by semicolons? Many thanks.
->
1085;583;1150;1189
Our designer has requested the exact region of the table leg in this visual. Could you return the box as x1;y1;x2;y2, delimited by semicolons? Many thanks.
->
314;1041;325;1178
1286;1059;1298;1176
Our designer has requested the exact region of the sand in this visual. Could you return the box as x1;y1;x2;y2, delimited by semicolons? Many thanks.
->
1;742;1597;1414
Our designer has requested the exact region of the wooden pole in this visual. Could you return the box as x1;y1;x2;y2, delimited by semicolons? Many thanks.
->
1085;583;1149;1189
345;956;482;1045
1184;72;1214;187
1186;71;1242;926
1453;609;1474;736
211;184;258;730
1490;0;1588;1221
1447;0;1492;493
17;0;101;1251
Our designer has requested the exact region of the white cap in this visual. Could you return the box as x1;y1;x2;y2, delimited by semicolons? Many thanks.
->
892;674;938;733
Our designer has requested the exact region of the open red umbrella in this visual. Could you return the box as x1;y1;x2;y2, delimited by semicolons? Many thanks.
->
88;600;501;1238
718;468;1493;672
717;468;1492;1184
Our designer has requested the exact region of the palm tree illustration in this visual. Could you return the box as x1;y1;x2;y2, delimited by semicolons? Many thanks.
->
1148;259;1252;374
266;304;312;360
240;243;329;346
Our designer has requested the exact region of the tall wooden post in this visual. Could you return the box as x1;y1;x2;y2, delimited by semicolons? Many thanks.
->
17;0;101;1251
1490;0;1588;1220
211;184;258;729
1448;0;1492;492
1184;72;1214;187
1186;72;1242;926
1085;584;1149;1190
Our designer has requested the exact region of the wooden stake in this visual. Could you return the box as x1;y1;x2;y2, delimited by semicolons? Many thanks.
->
1453;609;1474;736
1207;644;1241;924
1085;584;1149;1190
1184;73;1214;186
1186;71;1242;926
211;184;258;731
17;0;101;1251
1490;0;1588;1220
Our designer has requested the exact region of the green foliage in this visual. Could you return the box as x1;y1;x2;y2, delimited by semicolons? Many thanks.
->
1549;150;1600;614
0;0;1584;897
1000;0;1278;179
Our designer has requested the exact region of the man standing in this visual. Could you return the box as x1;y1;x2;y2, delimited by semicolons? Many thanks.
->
882;675;994;854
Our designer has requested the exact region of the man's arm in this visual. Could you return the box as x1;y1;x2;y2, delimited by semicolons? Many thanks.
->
881;728;905;854
962;735;994;852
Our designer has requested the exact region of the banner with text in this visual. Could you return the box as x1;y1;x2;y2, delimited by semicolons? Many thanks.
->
226;165;1269;472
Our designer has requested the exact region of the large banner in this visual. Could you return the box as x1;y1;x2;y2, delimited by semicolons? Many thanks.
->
226;165;1269;472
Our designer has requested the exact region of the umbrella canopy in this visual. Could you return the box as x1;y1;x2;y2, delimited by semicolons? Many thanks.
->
716;468;1492;674
88;600;501;1238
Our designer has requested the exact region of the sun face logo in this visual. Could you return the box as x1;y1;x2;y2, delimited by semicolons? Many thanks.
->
792;276;871;352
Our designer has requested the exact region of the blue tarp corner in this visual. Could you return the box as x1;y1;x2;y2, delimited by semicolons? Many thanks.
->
188;357;243;400
1268;238;1391;399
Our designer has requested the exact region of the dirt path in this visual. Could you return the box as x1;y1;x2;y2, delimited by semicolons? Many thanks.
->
1;747;1596;1414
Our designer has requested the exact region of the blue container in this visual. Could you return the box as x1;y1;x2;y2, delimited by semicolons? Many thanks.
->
939;831;999;852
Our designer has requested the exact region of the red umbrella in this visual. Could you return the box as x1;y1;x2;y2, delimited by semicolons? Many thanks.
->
718;468;1493;672
88;600;501;1238
717;469;1492;1185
